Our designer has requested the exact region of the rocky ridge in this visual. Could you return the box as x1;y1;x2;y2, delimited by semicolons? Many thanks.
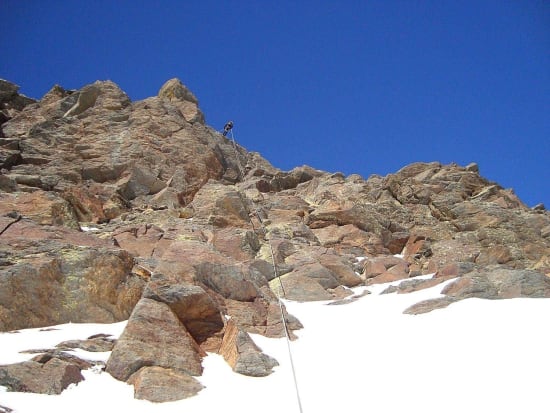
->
1;78;549;402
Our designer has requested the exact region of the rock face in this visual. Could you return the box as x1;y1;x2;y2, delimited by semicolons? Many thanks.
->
1;77;549;402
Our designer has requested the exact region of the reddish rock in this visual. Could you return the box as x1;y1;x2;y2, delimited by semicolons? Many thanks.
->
0;192;79;228
113;224;164;257
270;273;333;301
219;320;278;377
211;227;260;261
363;256;409;280
475;245;512;265
312;224;384;256
403;235;432;261
435;262;475;278
106;298;204;382
190;182;251;227
143;275;224;344
318;254;363;287
0;236;143;331
224;297;301;338
128;366;204;402
195;262;261;302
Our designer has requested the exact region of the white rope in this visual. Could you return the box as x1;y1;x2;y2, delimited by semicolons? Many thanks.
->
226;128;304;413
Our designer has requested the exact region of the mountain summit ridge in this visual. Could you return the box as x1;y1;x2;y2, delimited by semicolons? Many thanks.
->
1;78;549;402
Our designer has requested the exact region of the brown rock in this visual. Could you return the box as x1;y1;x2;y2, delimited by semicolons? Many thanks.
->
312;223;386;256
382;276;455;294
158;78;204;124
219;320;278;377
405;267;550;314
363;256;409;282
403;235;432;260
403;297;458;315
190;182;251;227
435;262;475;278
128;366;204;402
318;254;363;287
143;275;224;344
270;273;333;301
63;84;100;117
0;357;83;395
56;336;116;352
0;236;143;331
475;245;512;265
224;298;301;338
367;271;409;285
211;227;260;261
106;298;204;382
113;224;164;257
195;262;261;302
441;268;550;299
0;192;79;228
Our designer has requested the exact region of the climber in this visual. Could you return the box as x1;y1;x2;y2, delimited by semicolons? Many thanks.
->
222;120;234;136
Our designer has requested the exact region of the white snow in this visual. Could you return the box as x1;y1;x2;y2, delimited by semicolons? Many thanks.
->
79;226;99;232
1;279;549;413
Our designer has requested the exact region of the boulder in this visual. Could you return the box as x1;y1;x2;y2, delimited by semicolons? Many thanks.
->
143;275;224;344
363;255;410;284
195;262;261;302
224;298;302;338
128;366;204;402
106;298;204;382
270;273;333;301
219;320;278;377
0;357;83;394
318;254;363;287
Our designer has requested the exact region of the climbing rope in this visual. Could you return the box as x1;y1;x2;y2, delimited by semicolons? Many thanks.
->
225;128;304;413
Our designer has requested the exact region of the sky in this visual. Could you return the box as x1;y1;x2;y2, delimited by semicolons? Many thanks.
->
1;276;549;412
1;0;548;207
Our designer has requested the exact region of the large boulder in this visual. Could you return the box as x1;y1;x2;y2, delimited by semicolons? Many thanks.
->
106;298;204;382
143;275;225;345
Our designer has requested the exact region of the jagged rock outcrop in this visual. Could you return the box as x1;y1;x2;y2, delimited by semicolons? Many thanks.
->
403;267;550;314
0;80;36;127
1;77;549;402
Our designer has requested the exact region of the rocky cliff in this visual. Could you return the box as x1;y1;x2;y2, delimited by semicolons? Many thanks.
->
1;78;549;402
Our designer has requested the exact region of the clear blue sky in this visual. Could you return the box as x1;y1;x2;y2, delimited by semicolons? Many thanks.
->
1;1;548;207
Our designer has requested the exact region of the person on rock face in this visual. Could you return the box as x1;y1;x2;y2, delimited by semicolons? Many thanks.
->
222;120;233;136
